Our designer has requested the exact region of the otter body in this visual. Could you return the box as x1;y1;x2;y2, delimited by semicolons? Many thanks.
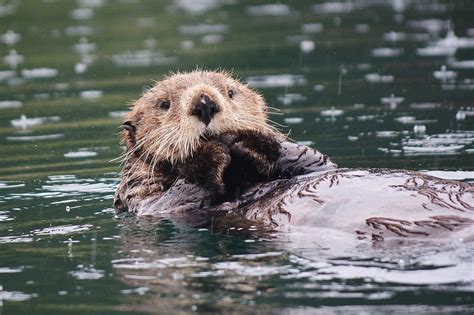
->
114;70;474;241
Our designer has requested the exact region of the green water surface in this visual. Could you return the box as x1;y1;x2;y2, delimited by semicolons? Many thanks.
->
0;0;473;314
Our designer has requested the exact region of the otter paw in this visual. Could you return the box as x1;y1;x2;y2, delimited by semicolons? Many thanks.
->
219;131;281;177
179;141;231;194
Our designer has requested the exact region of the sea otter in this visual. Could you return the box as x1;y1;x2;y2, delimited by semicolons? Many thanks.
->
114;70;474;241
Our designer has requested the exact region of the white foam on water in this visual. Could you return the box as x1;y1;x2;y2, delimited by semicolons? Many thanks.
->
43;182;115;194
109;111;129;118
1;30;21;46
312;2;353;14
302;23;323;33
77;0;106;8
354;24;370;33
112;50;176;67
6;134;64;142
69;266;105;280
0;236;34;244
0;290;37;302
321;108;344;117
201;34;223;45
300;40;315;53
0;70;16;81
284;117;303;124
179;24;227;35
32;224;93;236
0;181;25;189
407;19;449;34
247;4;290;16
383;31;407;42
232;251;284;260
409;102;440;110
21;68;58;79
0;267;23;273
73;38;96;54
365;73;394;83
174;0;223;14
71;8;94;20
3;50;24;68
277;93;306;105
417;46;456;57
0;100;22;109
65;25;95;37
394;116;436;124
80;90;103;100
64;150;98;158
10;115;61;129
246;74;307;88
376;131;399;138
371;47;402;57
449;60;474;69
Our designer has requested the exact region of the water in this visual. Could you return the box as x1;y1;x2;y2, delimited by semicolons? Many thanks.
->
1;0;473;313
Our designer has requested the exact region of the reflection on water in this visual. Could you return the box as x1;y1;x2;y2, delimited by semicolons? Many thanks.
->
0;0;473;313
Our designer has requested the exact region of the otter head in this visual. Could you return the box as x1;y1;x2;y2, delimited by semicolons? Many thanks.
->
122;70;278;164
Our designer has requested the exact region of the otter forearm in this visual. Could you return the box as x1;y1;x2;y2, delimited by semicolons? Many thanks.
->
114;178;213;215
273;142;337;178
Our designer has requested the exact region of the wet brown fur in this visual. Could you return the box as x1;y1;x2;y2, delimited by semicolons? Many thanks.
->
114;70;283;212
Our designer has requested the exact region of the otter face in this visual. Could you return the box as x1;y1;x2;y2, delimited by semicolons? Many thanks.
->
122;70;276;164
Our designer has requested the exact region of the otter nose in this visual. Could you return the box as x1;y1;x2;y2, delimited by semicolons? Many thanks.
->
191;94;219;126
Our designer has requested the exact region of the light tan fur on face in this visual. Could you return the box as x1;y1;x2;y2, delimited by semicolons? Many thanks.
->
121;70;280;166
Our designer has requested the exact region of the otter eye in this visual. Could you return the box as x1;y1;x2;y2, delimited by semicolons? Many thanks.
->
160;100;170;110
227;89;234;99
